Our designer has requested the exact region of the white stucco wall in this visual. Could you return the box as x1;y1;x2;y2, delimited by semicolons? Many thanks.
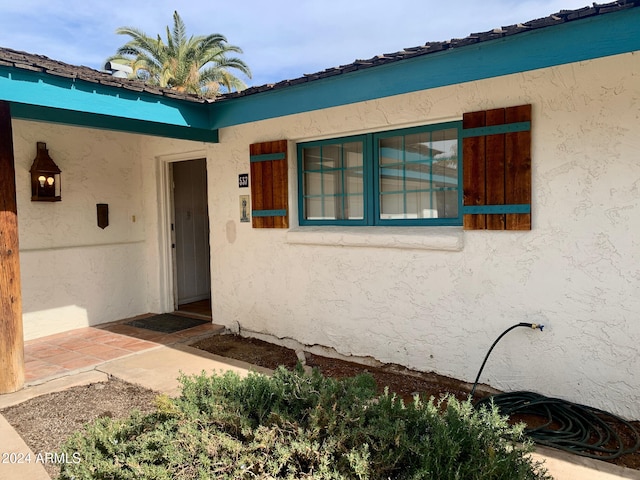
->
205;51;640;418
13;121;203;339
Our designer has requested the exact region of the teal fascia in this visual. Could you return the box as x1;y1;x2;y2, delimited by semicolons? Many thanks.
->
0;67;218;142
209;8;640;129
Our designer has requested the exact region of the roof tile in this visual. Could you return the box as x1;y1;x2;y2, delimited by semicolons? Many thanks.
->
0;47;207;103
215;0;639;101
0;1;638;104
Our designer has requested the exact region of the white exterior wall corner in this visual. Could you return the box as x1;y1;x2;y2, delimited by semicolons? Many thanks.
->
13;121;202;340
12;121;148;339
208;51;640;419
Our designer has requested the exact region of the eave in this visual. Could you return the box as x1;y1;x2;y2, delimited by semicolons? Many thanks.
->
0;3;637;140
209;6;640;129
0;66;218;143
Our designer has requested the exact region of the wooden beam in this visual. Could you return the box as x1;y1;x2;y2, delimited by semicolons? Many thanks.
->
0;101;25;393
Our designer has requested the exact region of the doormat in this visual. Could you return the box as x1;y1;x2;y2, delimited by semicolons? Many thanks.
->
126;314;209;334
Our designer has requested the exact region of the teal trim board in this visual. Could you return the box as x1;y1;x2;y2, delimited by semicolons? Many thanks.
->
463;204;531;215
0;66;211;130
462;122;530;138
209;8;640;129
252;209;287;217
250;152;286;162
10;103;219;143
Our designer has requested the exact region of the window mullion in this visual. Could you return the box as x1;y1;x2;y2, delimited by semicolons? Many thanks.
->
340;145;346;219
403;136;408;217
320;145;325;219
369;133;376;226
429;131;434;217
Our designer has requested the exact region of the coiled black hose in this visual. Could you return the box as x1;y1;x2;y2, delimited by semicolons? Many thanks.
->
471;323;640;460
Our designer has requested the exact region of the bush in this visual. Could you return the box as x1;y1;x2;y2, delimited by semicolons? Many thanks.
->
59;366;551;479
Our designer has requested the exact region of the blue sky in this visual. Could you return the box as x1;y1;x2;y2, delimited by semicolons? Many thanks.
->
0;0;590;88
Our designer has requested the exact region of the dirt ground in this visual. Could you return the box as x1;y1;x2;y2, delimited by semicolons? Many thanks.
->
2;333;639;478
191;334;483;403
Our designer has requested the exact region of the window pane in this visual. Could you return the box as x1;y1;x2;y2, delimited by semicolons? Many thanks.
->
345;169;363;194
344;142;363;168
303;147;322;171
380;193;409;219
378;127;459;221
305;197;323;219
379;137;402;165
324;196;339;220
301;140;365;221
436;189;459;218
304;171;322;196
407;191;437;218
405;132;430;163
380;164;403;193
347;194;364;219
323;144;340;168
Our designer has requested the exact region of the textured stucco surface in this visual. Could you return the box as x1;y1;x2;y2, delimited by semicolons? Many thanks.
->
13;122;147;339
205;51;640;418
12;50;640;419
13;122;203;339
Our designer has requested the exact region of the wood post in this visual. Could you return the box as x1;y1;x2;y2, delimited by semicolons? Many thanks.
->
0;100;25;393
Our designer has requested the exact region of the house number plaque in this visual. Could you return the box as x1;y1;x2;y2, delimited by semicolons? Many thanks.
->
238;173;249;188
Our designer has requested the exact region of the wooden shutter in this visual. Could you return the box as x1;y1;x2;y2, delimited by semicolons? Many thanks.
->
462;104;531;230
249;140;289;228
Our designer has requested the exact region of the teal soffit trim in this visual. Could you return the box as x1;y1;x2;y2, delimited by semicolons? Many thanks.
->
209;8;640;129
0;67;218;142
11;103;218;143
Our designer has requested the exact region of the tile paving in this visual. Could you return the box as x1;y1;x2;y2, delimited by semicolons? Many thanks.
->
23;302;220;385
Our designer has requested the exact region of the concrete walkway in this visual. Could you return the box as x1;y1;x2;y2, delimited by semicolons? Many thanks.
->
1;342;639;480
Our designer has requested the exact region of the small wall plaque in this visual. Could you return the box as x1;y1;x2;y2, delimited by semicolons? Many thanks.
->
239;195;250;223
97;203;109;229
238;173;249;188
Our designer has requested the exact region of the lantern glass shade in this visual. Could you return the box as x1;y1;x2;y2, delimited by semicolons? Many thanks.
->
30;142;61;201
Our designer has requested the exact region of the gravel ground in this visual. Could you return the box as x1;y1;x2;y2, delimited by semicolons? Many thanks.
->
1;378;159;478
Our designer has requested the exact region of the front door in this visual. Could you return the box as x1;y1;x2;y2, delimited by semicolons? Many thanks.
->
171;159;211;308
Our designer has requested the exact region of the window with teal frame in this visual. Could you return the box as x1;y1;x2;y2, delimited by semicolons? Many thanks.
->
298;121;462;226
298;135;369;225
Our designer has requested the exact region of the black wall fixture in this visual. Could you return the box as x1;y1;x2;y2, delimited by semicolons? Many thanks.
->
97;203;109;229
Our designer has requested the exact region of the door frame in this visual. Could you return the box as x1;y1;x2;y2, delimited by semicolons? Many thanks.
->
156;150;209;313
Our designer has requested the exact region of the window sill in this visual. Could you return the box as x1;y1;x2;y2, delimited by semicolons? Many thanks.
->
286;226;464;251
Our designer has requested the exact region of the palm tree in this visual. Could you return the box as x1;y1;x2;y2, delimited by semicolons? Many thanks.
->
107;11;251;97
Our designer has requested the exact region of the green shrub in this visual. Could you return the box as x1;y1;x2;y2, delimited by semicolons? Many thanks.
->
59;366;551;479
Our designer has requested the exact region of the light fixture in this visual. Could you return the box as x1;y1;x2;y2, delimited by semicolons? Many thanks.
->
30;142;61;202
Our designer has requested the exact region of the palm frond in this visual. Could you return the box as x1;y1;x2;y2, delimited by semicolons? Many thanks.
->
107;11;250;97
171;11;187;49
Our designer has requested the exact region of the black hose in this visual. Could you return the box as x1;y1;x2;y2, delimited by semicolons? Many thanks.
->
470;322;542;398
471;323;640;460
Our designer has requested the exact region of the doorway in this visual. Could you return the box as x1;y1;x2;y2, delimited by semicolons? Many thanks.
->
171;159;212;316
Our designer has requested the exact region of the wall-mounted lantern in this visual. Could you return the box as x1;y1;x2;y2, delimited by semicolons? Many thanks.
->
30;142;61;202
